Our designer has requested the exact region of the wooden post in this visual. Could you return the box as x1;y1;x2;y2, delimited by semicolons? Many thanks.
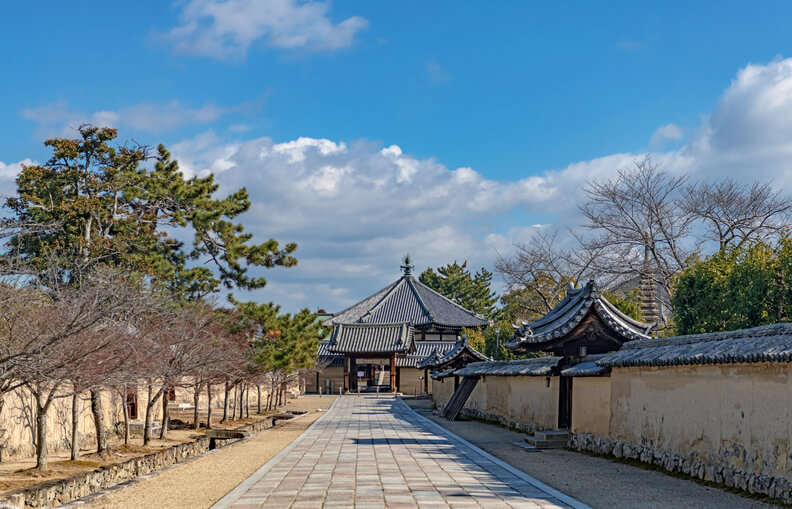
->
343;356;350;392
390;353;397;392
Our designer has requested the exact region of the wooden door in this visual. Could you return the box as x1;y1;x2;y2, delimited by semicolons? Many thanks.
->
558;376;573;429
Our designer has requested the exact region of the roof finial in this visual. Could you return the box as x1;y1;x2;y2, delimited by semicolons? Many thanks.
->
400;253;414;276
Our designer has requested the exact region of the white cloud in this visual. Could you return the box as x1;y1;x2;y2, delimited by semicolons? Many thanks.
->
9;58;792;313
21;99;252;138
159;0;368;61
650;123;684;148
0;160;33;197
0;160;30;180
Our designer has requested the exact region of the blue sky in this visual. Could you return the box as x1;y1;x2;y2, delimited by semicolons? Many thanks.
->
2;1;792;311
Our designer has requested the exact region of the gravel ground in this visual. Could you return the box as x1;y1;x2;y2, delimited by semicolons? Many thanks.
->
76;395;337;509
403;399;774;509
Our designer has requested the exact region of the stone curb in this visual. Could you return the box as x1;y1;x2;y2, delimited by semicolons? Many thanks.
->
210;396;340;509
398;397;592;509
56;408;323;509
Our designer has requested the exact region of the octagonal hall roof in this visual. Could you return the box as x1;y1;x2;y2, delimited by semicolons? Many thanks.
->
505;280;653;356
324;274;488;330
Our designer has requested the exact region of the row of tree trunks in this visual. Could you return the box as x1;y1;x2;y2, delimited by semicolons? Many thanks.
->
25;380;281;468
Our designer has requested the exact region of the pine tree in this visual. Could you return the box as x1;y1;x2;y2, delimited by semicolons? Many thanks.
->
4;125;297;299
419;261;497;317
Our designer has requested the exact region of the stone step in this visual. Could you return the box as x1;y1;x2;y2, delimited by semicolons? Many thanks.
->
511;441;542;452
524;435;567;449
534;429;570;441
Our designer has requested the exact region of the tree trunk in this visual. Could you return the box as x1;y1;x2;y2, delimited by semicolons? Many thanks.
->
144;384;152;444
35;390;48;470
193;383;201;430
257;385;261;414
206;384;213;430
90;389;107;455
71;390;80;461
231;384;238;420
121;387;130;446
160;386;169;440
144;384;162;446
220;382;230;424
239;384;250;419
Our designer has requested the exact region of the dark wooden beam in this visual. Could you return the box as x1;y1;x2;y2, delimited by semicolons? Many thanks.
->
390;353;396;392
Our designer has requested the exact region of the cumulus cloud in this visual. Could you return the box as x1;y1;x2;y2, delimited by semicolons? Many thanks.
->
649;123;684;148
169;132;564;309
158;0;368;60
9;58;792;313
218;58;792;311
21;99;253;138
0;160;32;196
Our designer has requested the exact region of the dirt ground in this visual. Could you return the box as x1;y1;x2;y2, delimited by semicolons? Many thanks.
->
402;399;774;509
70;395;336;508
0;395;334;500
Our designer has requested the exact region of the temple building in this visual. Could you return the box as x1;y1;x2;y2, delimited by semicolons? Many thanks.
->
308;259;488;394
437;280;653;427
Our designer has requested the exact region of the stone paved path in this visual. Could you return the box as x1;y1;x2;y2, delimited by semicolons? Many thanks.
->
214;395;585;509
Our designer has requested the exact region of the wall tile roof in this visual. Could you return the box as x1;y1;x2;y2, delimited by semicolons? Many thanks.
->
560;354;610;376
431;368;458;380
597;323;792;368
455;357;561;377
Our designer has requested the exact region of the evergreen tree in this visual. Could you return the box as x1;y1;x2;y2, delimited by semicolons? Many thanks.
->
4;125;297;299
419;261;497;317
673;236;792;334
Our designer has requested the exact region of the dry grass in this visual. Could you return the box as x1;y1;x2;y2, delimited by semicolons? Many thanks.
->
0;395;335;502
84;395;335;508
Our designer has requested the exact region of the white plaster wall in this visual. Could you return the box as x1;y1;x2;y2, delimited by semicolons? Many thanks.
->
609;363;792;478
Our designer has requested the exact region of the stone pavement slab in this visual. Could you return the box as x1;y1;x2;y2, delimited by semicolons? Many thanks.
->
213;395;587;509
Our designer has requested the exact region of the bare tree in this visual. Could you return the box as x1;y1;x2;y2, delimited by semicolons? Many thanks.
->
495;230;620;320
6;268;148;469
578;156;695;314
682;178;792;251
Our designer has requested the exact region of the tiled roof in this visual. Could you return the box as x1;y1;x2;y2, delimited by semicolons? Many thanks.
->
419;337;490;370
401;341;456;368
324;275;487;329
416;347;444;369
455;357;561;377
316;341;344;367
431;368;458;380
505;280;652;352
560;354;610;376
597;323;792;368
327;322;415;354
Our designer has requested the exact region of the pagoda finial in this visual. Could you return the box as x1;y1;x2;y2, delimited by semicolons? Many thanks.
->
400;254;414;275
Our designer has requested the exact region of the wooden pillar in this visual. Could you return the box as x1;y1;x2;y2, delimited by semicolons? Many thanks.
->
390;354;397;392
343;356;350;392
424;369;428;394
350;357;357;392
